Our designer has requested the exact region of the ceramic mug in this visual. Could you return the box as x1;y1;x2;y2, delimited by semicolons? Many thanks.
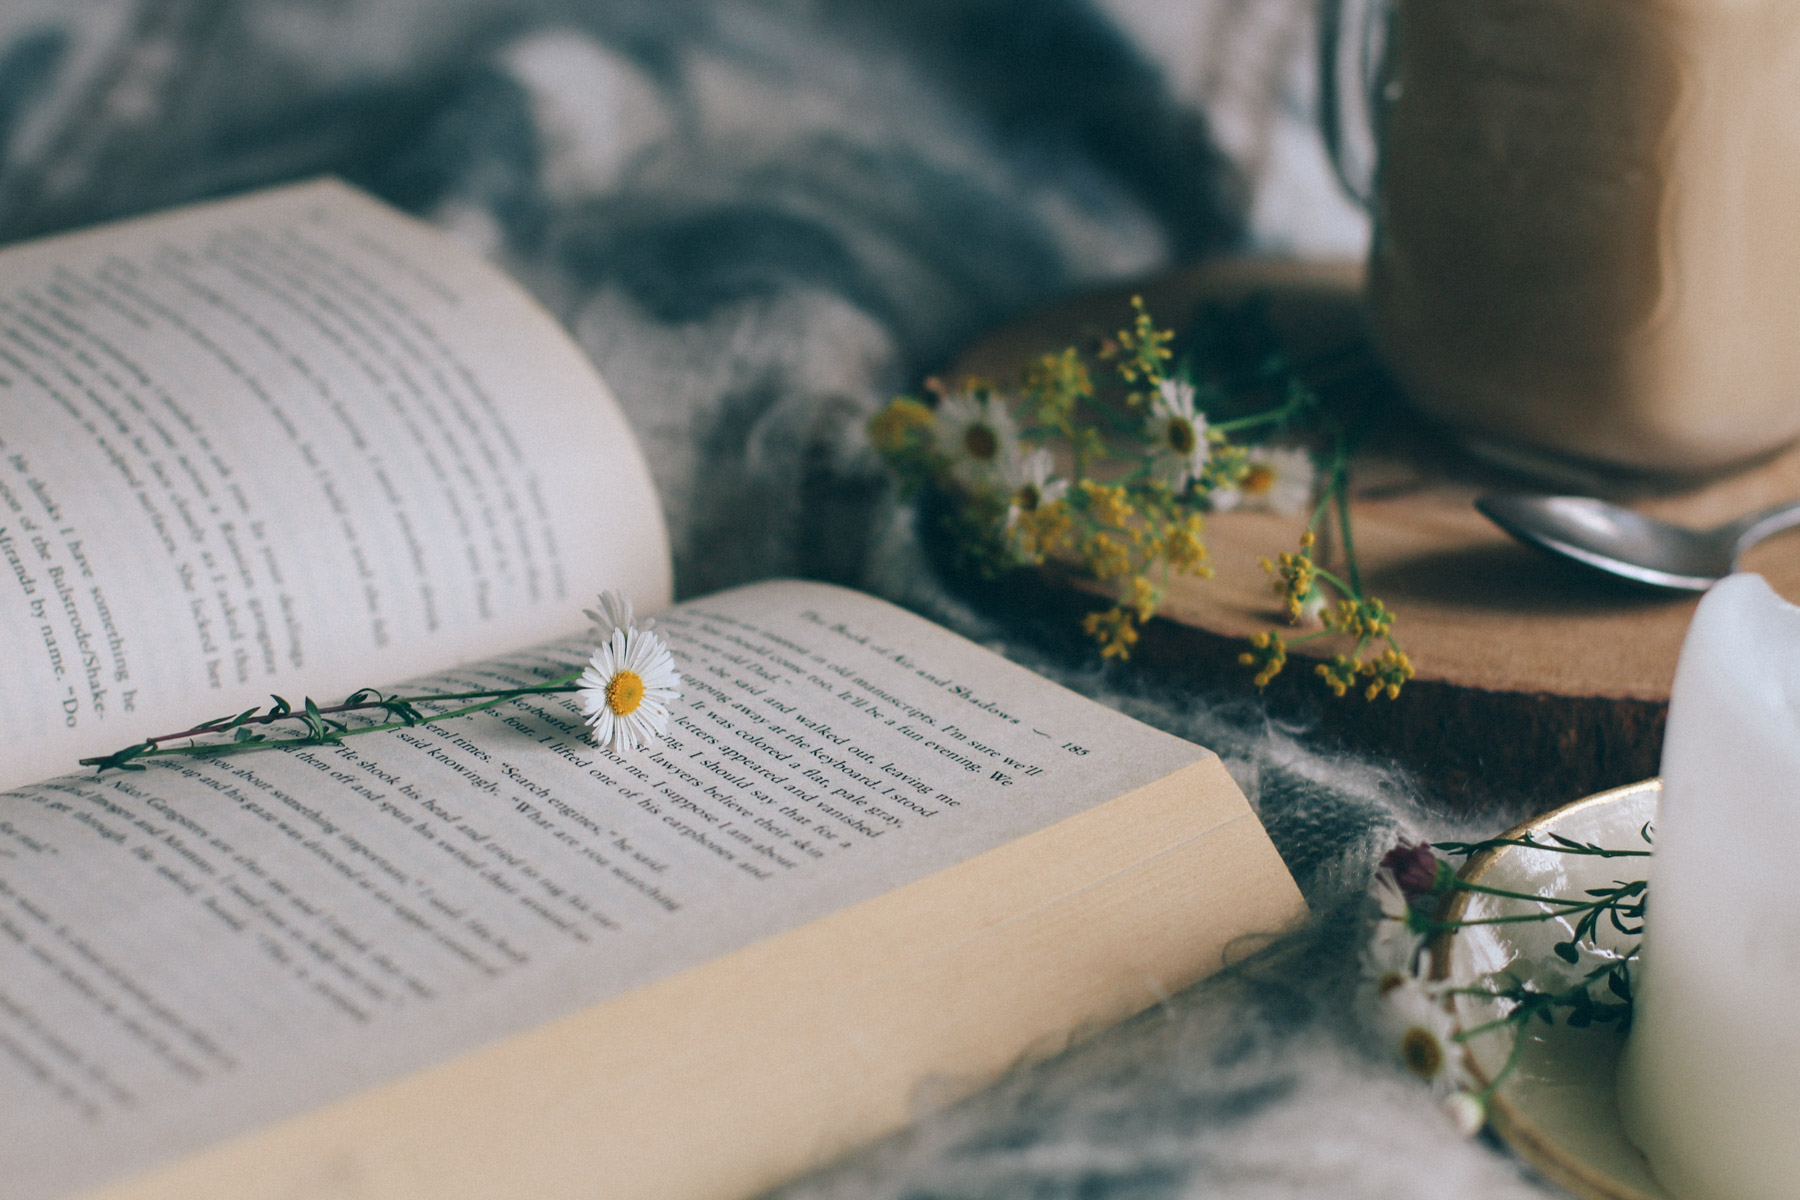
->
1322;0;1800;480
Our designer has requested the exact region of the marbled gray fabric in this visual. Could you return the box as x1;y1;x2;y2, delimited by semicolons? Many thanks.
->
0;3;1560;1195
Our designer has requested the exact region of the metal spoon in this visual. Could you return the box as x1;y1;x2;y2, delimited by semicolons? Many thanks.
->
1475;492;1800;591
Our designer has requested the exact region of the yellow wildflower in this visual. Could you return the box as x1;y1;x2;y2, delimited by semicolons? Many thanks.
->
1360;647;1415;700
1078;480;1134;528
1262;549;1317;621
1013;500;1075;561
868;396;934;455
1023;346;1093;426
1316;654;1358;698
1239;630;1287;689
1102;295;1174;389
1082;606;1140;660
1082;531;1133;580
1332;597;1396;641
1163;512;1209;573
1126;575;1159;623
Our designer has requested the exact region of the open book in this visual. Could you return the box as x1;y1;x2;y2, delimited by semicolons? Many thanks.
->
0;180;1307;1200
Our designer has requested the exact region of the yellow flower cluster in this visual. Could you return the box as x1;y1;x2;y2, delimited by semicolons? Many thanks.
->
1316;653;1360;697
1081;606;1140;659
1023;346;1092;429
1329;596;1394;641
1161;511;1209;573
1314;648;1415;700
1101;295;1174;395
1241;527;1412;699
1081;531;1133;581
1260;530;1318;621
868;395;934;455
1063;482;1212;643
1201;441;1247;489
1011;501;1075;562
1238;630;1287;689
865;298;1410;699
1361;647;1415;701
1077;479;1133;527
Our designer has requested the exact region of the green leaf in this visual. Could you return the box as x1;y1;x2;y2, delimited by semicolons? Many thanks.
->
79;741;155;772
302;698;330;741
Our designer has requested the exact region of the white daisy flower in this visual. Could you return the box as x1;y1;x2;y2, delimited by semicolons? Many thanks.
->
1144;376;1209;490
1442;1090;1487;1137
1375;975;1470;1093
583;588;652;642
1360;912;1425;996
576;622;681;755
1211;445;1316;516
934;386;1020;489
1003;448;1069;528
1369;866;1411;922
1359;872;1430;1010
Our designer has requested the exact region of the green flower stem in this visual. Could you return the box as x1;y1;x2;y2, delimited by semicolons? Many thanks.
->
1305;487;1336;538
1209;405;1304;435
1416;911;1598;931
1332;456;1361;595
80;672;586;772
1439;837;1651;859
1451;1009;1524;1044
1448;969;1633;1060
1451;879;1625;906
1309;562;1355;598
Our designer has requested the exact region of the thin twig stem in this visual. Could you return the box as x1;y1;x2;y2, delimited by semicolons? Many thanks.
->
80;673;586;771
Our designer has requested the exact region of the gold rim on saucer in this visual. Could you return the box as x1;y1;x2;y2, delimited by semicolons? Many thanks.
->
1433;778;1668;1200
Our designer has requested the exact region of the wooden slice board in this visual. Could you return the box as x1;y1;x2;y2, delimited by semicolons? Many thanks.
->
945;261;1800;810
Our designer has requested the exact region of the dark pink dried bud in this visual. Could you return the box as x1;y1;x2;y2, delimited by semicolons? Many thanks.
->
1382;841;1448;899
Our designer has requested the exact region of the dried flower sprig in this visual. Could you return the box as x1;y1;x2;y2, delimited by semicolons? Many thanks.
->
80;590;680;772
1360;830;1651;1135
871;297;1409;696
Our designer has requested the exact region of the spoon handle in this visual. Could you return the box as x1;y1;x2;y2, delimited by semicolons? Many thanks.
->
1724;498;1800;567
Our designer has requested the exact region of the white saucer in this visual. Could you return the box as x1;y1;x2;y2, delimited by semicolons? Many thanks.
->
1438;779;1670;1200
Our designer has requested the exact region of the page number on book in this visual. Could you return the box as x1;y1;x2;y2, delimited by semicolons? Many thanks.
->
1061;742;1090;756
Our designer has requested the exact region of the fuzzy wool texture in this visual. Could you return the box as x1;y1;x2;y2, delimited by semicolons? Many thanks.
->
0;3;1561;1195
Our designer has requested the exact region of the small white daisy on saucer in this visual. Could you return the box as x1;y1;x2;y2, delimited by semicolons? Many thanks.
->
1375;974;1468;1094
934;385;1019;487
1212;444;1315;516
1003;447;1068;528
1144;377;1209;489
577;591;681;754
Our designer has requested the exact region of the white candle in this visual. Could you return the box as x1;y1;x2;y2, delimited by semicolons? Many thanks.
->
1618;573;1800;1200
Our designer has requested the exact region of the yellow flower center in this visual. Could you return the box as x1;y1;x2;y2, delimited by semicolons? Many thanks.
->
963;423;999;460
605;670;645;717
1399;1026;1444;1080
1243;464;1275;495
1166;418;1196;455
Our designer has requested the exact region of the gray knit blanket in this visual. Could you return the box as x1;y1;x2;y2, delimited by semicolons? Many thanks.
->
0;3;1563;1196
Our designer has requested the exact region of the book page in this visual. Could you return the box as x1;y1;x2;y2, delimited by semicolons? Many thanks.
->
0;179;671;793
0;581;1206;1200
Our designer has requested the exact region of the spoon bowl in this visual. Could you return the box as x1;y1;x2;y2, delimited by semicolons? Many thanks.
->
1475;493;1800;591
